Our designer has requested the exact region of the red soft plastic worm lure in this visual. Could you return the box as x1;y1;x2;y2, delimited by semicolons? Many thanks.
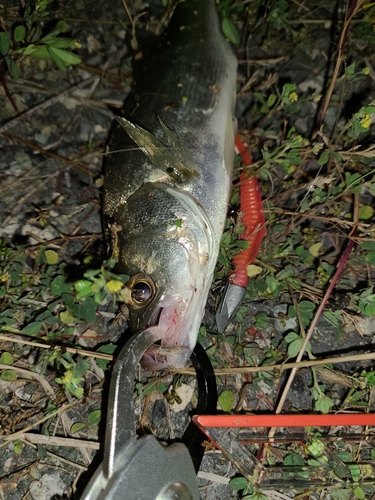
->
230;136;266;287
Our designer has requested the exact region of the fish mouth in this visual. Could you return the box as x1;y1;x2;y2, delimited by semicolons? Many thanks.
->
141;343;192;371
140;298;194;370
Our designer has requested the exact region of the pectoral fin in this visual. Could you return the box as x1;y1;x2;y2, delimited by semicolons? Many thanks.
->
116;117;199;182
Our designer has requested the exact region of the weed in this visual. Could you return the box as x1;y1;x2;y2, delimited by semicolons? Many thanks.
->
0;0;81;79
0;240;129;397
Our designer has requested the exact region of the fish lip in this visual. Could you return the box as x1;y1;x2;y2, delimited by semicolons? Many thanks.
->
139;294;194;370
145;307;163;328
140;344;191;370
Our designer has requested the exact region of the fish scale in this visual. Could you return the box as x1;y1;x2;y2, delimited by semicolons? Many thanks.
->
103;0;237;369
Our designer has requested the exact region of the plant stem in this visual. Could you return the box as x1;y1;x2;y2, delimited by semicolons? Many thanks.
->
274;237;356;415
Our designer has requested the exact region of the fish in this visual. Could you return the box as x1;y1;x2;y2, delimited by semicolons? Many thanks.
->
102;0;237;369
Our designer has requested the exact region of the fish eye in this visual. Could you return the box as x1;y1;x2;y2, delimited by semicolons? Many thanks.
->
126;273;156;307
131;281;151;303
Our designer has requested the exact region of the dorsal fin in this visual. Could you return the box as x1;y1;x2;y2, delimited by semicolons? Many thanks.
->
116;117;199;182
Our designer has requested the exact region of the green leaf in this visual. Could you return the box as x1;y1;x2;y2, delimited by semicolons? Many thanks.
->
337;451;353;462
267;93;277;107
284;453;304;466
5;56;20;79
51;275;71;296
255;92;267;106
218;389;234;412
323;310;343;328
365;302;375;316
365;371;375;387
314;394;333;413
0;352;13;365
75;280;92;292
348;464;361;482
353;486;365;499
299;300;316;315
245;493;267;500
0;32;10;56
62;293;75;307
284;331;299;343
345;62;356;77
14;25;26;43
369;182;375;198
333;465;347;478
60;310;75;324
13;439;23;454
157;382;167;394
23;43;37;56
44;315;58;325
345;171;362;188
29;46;53;61
221;18;240;45
307;437;325;456
87;409;101;426
50;38;78;50
56;20;68;33
70;422;87;434
287;338;304;357
72;297;97;322
365;252;375;265
48;46;81;66
254;312;269;329
23;321;42;335
308;242;323;257
329;490;353;500
96;344;116;369
44;249;59;265
246;264;263;277
46;46;66;70
229;477;248;490
36;310;53;322
318;150;330;166
1;369;17;381
358;205;374;220
75;280;93;299
361;241;375;251
37;443;46;458
98;344;117;356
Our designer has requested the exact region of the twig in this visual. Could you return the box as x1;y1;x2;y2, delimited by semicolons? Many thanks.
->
0;400;78;446
21;437;89;470
0;76;98;134
120;0;135;30
350;193;359;238
172;350;375;376
313;0;365;138
0;333;113;361
197;471;230;484
3;168;65;224
79;63;130;81
274;237;356;415
21;432;100;450
0;363;54;395
2;132;93;175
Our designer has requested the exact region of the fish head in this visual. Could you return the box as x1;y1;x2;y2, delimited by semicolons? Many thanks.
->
110;182;215;370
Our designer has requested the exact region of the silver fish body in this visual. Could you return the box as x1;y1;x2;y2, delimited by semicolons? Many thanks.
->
103;0;237;369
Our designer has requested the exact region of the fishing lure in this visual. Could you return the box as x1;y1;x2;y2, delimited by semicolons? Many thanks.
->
230;136;266;286
216;136;266;332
